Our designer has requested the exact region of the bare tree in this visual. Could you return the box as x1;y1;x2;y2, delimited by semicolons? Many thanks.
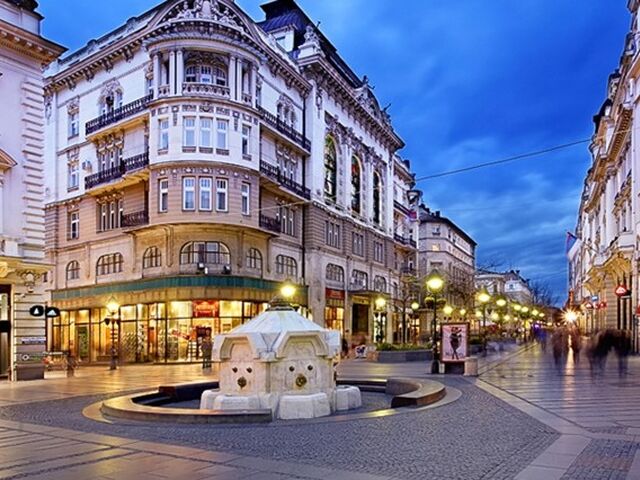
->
529;279;559;307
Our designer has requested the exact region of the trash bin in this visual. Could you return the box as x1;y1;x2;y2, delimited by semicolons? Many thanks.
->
464;357;479;376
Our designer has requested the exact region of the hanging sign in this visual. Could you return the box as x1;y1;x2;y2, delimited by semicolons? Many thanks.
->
193;300;219;318
615;285;631;298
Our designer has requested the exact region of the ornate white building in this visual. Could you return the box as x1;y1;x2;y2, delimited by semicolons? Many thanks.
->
43;0;417;364
0;0;64;379
568;1;639;333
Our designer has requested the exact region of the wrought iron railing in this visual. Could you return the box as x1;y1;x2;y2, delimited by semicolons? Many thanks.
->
259;214;281;234
259;160;311;200
394;233;408;245
257;106;311;151
121;210;149;228
85;94;153;135
85;152;149;190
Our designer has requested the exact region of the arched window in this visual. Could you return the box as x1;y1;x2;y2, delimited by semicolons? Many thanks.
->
326;264;345;283
324;136;337;202
245;248;263;272
373;171;382;225
184;63;227;86
276;255;297;277
351;270;368;289
351;156;362;214
143;246;162;269
180;241;230;265
66;261;80;281
96;253;123;276
374;276;387;293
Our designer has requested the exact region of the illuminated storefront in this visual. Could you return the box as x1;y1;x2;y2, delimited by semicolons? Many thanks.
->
48;276;306;364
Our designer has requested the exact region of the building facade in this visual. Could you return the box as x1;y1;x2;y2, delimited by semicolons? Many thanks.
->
418;206;476;309
568;1;639;334
43;0;417;364
475;270;532;305
0;0;64;379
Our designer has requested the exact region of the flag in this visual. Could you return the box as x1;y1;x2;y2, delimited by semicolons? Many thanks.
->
565;231;578;253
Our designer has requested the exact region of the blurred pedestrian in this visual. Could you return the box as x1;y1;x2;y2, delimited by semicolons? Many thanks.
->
551;327;568;371
614;330;632;377
341;330;350;359
569;327;582;364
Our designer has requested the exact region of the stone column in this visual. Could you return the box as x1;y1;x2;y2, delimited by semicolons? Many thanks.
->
0;174;4;233
236;59;243;101
169;50;176;96
176;49;184;96
228;55;237;101
152;53;160;98
249;62;256;106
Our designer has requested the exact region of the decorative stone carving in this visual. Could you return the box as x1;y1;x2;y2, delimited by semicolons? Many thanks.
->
67;97;79;115
168;0;246;32
98;79;123;105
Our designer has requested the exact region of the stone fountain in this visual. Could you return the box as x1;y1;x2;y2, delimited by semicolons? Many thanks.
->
200;298;361;419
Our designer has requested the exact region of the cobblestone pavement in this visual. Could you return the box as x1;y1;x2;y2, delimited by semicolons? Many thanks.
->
0;358;559;479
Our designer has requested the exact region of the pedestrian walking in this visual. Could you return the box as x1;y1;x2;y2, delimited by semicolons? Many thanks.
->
341;330;350;359
614;329;632;377
551;327;568;371
569;327;582;364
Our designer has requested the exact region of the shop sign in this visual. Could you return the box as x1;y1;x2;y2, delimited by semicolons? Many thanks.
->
20;336;46;345
193;301;219;318
325;288;345;301
615;285;631;298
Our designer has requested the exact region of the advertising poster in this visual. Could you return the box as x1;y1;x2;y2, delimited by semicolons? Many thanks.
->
441;323;469;363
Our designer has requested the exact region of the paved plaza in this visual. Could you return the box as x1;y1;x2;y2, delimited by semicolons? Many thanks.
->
0;347;639;479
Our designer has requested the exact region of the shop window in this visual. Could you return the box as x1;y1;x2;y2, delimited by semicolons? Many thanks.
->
66;260;80;280
245;248;263;272
96;253;124;276
275;255;297;277
143;246;162;269
180;241;230;265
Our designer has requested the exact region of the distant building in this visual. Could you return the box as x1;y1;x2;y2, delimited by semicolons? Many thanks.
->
418;206;476;307
0;0;65;380
475;269;532;305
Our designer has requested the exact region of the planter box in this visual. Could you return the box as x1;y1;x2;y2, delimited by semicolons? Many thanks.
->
377;349;432;363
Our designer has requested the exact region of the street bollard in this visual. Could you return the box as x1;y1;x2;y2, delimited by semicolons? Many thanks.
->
464;357;479;376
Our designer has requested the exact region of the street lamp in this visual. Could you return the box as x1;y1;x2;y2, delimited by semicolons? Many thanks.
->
443;305;454;318
374;296;387;343
476;287;491;356
104;296;120;371
496;298;507;308
564;310;578;324
426;270;444;374
280;282;296;301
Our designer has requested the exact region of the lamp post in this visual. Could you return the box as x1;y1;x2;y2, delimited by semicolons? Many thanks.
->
410;301;420;344
476;287;491;357
426;270;444;374
280;282;297;302
104;296;120;371
521;306;530;342
374;297;387;343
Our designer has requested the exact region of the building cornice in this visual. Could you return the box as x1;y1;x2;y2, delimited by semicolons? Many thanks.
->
0;18;65;65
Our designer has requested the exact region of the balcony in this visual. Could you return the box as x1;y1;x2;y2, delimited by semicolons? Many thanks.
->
121;210;149;228
394;200;411;216
394;233;417;249
260;160;311;200
259;214;280;234
84;152;149;190
258;106;311;151
85;94;153;135
181;83;230;99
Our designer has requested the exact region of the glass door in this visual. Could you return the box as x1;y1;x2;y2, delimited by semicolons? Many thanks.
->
0;286;11;379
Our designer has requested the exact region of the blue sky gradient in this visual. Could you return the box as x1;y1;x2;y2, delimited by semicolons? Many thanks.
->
38;0;630;301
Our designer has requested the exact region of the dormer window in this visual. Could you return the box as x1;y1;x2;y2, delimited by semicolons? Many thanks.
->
185;64;227;86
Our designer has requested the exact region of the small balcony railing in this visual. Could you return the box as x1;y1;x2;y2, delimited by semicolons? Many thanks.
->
121;210;149;228
259;214;281;234
259;160;311;200
85;94;153;135
182;82;230;98
85;152;149;190
394;200;411;216
394;233;408;245
257;106;311;151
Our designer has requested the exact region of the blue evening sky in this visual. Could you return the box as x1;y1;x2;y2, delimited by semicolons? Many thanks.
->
38;0;630;302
